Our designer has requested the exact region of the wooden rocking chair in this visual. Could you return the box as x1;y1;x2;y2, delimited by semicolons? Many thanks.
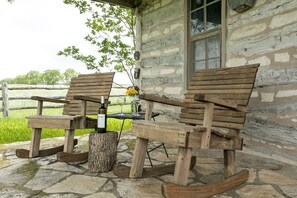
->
114;64;259;197
16;72;115;161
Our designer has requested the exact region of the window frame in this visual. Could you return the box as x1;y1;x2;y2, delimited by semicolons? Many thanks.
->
184;0;226;88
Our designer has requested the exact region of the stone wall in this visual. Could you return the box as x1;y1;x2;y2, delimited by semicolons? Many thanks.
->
138;0;185;121
137;0;297;162
226;0;297;161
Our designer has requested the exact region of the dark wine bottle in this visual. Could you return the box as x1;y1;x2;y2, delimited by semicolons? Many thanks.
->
97;96;107;133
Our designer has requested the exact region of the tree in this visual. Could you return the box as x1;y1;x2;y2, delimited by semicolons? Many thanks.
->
58;0;136;86
25;70;42;85
0;78;14;84
42;69;64;85
63;68;80;85
14;75;28;84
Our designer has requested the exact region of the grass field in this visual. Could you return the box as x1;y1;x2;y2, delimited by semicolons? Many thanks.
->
0;106;133;144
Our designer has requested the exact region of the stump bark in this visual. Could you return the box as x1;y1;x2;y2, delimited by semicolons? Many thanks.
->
88;131;118;172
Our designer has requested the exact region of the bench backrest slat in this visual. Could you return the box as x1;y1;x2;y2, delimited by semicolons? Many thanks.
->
63;72;115;115
179;64;259;130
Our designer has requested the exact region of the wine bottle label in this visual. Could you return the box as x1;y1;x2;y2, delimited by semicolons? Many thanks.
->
97;114;106;128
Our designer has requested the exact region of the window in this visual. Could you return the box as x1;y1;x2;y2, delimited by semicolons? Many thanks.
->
187;0;225;82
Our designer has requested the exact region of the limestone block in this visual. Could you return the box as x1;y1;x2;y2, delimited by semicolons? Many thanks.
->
230;23;267;40
228;22;297;57
276;90;297;98
163;27;170;34
270;10;297;29
154;3;161;10
148;30;161;40
141;69;152;77
142;0;183;30
164;86;182;95
170;23;183;30
142;32;182;52
150;50;161;56
261;93;274;102
161;0;172;7
142;33;149;42
251;91;258;98
226;58;247;67
142;86;155;93
248;56;271;66
283;145;296;150
155;86;163;92
228;0;297;29
160;68;175;75
176;68;183;74
274;52;290;63
164;47;179;54
256;67;297;86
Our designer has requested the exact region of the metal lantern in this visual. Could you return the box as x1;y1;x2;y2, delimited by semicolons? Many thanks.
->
228;0;256;13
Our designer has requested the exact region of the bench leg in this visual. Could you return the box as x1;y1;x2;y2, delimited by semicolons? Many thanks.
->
64;129;75;153
224;150;236;177
129;137;149;178
173;147;193;185
29;128;42;158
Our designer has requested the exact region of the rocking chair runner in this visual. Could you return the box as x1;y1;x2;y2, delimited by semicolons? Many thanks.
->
16;72;115;159
117;64;259;197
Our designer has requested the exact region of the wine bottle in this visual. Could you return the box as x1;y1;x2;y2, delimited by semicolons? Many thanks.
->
97;96;107;133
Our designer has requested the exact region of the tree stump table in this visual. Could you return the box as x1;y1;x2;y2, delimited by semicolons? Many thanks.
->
88;131;118;173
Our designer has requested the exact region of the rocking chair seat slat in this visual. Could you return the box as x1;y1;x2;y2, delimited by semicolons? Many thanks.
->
132;121;242;150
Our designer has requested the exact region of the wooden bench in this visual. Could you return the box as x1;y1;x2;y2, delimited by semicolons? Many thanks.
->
16;72;115;160
115;64;259;197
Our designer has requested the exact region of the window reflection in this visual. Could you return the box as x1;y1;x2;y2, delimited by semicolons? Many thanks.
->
189;0;222;82
191;9;204;34
206;1;221;31
192;34;220;71
206;0;216;4
190;0;221;35
207;34;220;58
191;0;203;10
194;39;205;61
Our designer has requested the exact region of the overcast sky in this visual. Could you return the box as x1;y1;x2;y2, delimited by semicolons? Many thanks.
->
0;0;130;84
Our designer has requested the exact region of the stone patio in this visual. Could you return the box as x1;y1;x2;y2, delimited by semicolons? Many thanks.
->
1;131;297;198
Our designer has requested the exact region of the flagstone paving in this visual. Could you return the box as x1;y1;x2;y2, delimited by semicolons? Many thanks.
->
0;131;297;198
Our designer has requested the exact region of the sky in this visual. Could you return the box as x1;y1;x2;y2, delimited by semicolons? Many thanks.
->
0;0;130;84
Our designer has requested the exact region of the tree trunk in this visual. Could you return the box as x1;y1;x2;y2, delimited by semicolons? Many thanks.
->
88;131;118;173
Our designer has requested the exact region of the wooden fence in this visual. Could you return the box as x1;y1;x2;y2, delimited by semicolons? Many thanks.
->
0;83;128;117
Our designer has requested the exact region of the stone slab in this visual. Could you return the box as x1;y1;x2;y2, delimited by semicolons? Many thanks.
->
24;169;71;191
236;185;284;198
44;175;107;195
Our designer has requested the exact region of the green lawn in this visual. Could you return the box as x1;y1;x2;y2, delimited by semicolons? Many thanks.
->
0;106;132;144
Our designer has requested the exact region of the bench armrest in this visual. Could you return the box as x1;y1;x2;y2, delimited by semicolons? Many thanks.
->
194;94;248;112
140;94;186;107
31;96;69;104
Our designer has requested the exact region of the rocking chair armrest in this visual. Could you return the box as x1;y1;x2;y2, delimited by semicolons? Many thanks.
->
31;96;69;104
139;94;185;107
194;94;248;112
73;95;110;104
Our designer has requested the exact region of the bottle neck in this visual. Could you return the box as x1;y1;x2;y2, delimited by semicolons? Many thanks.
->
101;96;104;105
